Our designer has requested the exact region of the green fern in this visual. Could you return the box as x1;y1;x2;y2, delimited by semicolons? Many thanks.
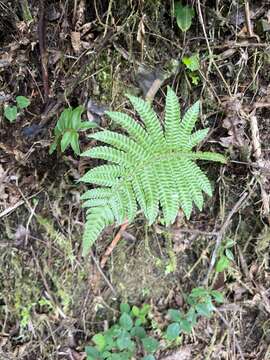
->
80;87;226;256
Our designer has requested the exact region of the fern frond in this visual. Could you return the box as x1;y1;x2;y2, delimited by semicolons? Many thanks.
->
80;87;227;255
187;128;209;149
81;146;132;167
82;207;115;256
105;111;149;149
120;182;138;221
126;95;166;148
82;198;109;208
185;151;227;163
186;160;212;197
179;101;200;148
80;188;112;200
164;86;181;147
80;164;123;186
140;164;159;224
90;130;150;163
155;162;179;225
171;159;192;219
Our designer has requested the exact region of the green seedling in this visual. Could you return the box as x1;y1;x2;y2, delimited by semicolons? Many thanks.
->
215;238;235;273
182;54;200;85
166;287;224;341
86;303;158;360
49;105;97;155
4;95;30;122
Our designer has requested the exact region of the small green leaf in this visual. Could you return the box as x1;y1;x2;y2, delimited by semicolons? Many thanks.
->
140;304;150;316
60;131;72;152
92;333;106;352
116;333;133;351
58;108;72;131
49;142;57;155
70;131;80;155
71;105;84;129
166;322;181;340
85;346;102;360
130;326;146;339
80;121;97;130
16;96;30;109
195;302;212;318
143;356;156;360
135;318;142;326
168;309;182;322
175;2;195;32
225;239;235;248
120;303;131;314
211;290;224;304
131;305;140;317
182;54;199;71
4;106;17;122
216;255;230;272
119;313;133;331
190;287;209;298
189;73;200;85
142;337;159;353
104;332;115;350
225;248;234;261
186;307;197;325
179;319;192;333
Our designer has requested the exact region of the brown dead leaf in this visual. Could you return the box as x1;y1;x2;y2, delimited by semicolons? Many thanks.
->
71;31;81;53
137;14;146;45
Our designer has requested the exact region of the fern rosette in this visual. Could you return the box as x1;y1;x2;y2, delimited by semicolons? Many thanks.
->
80;87;226;256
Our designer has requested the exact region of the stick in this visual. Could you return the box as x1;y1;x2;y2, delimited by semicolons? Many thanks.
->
100;221;129;268
38;0;49;102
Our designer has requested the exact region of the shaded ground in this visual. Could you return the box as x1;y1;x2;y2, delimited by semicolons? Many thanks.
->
0;0;270;359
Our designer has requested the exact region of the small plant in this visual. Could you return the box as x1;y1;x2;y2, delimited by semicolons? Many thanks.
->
174;2;195;32
4;95;30;122
86;303;159;360
182;53;200;85
215;238;235;273
166;287;224;340
49;106;96;155
80;87;226;256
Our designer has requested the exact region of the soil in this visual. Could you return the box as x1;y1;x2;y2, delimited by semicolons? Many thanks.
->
0;1;270;359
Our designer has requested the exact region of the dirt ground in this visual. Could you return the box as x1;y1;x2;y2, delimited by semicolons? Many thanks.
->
0;1;270;359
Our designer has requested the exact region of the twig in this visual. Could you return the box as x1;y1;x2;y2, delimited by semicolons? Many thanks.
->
244;0;260;41
90;250;117;296
244;0;254;38
38;0;49;102
203;191;249;285
0;190;43;219
249;112;269;216
100;221;129;268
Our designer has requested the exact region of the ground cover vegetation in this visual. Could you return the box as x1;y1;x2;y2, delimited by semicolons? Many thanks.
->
0;0;270;359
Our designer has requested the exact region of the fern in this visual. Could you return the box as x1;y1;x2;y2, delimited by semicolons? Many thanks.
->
80;87;226;256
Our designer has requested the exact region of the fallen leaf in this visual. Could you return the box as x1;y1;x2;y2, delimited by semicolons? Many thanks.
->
71;31;81;53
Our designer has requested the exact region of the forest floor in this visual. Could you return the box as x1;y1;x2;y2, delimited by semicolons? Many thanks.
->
0;1;270;359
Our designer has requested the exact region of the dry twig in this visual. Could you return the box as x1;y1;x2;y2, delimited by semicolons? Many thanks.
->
38;0;49;102
100;221;129;268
